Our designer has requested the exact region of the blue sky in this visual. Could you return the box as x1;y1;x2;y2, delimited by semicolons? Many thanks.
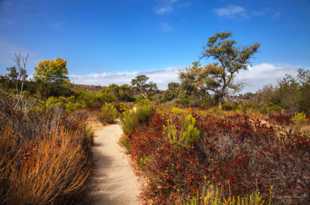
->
0;0;309;91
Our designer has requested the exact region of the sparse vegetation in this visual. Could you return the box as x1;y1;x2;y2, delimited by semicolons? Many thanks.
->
1;31;309;205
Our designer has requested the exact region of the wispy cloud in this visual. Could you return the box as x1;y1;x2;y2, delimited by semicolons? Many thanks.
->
154;0;190;15
70;63;302;92
214;5;281;19
214;5;247;18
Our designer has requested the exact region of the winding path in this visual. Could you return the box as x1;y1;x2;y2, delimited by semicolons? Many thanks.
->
89;123;141;205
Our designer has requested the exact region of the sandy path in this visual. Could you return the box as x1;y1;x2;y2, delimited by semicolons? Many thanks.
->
89;123;141;205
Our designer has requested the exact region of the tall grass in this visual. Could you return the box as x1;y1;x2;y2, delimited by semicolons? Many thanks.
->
0;92;92;205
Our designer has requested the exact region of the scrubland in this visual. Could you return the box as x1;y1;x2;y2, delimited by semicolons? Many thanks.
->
120;102;310;205
0;91;93;205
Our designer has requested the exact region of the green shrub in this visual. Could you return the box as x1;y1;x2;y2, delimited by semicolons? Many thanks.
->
221;101;238;111
137;155;152;170
135;100;154;123
164;114;201;148
171;106;186;115
99;103;118;123
65;101;84;112
45;96;65;109
115;102;131;113
184;185;267;205
120;101;153;135
121;110;138;135
119;135;131;153
291;112;307;126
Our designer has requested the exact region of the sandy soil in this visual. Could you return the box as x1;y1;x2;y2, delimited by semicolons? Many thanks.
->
89;123;141;205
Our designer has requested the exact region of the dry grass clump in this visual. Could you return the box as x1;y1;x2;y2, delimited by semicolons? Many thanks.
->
0;93;92;205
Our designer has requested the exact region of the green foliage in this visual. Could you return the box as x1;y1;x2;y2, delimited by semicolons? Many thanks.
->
164;114;201;148
115;102;131;113
120;100;154;135
45;96;64;109
184;186;267;205
137;155;152;170
34;58;69;83
99;88;117;103
161;82;181;102
221;101;238;111
171;106;186;115
131;75;158;97
135;100;154;123
108;84;135;102
45;96;85;112
291;112;307;125
119;135;131;153
121;110;138;135
99;103;119;124
180;32;260;105
247;69;310;114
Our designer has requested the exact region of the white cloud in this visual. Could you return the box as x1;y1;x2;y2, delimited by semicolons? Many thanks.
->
237;63;299;93
154;0;189;15
70;67;181;90
70;63;303;92
214;5;247;18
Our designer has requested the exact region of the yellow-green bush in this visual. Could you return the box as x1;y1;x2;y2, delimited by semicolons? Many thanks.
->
45;96;85;112
291;112;307;126
120;100;154;135
121;110;138;135
184;187;267;205
115;102;131;113
164;114;201;148
119;135;131;153
99;103;118;124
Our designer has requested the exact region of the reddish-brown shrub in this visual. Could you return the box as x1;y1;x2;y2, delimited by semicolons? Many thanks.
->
127;109;310;204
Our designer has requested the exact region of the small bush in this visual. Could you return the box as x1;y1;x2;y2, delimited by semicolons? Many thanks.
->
184;185;267;205
121;110;138;135
164;114;200;148
221;101;238;111
291;112;307;126
119;135;131;154
115;102;131;113
135;100;154;123
99;103;118;124
120;101;154;135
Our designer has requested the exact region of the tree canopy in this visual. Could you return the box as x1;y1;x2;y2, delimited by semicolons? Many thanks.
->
131;75;158;97
34;58;69;83
180;32;260;104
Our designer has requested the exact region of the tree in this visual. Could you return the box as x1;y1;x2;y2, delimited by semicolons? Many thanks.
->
181;32;260;105
108;84;134;102
5;54;28;90
180;61;208;97
162;82;181;102
131;75;158;97
6;66;18;81
34;58;69;83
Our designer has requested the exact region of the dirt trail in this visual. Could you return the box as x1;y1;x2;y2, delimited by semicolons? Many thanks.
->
89;122;141;205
